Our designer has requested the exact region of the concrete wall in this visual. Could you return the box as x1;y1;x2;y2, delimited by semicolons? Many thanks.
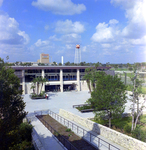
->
59;109;146;150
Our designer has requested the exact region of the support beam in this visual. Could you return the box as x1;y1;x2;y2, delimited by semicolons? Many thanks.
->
60;69;63;92
22;70;25;95
42;69;45;91
77;69;80;91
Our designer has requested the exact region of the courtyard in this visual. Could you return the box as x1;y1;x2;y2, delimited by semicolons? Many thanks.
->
23;90;146;118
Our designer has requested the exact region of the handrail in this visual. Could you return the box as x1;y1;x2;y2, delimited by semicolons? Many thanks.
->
34;110;120;150
36;116;78;150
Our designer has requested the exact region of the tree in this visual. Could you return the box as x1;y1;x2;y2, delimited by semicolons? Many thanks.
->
129;67;146;131
58;62;62;66
0;57;27;149
83;67;93;93
87;73;127;128
31;76;47;95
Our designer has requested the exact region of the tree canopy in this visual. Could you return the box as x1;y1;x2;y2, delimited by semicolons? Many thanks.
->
0;57;27;149
87;72;127;128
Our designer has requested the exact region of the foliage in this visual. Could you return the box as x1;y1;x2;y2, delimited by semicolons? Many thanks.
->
76;105;92;111
128;66;146;131
0;57;28;149
131;127;146;142
31;77;47;96
124;123;132;134
88;72;127;128
66;128;71;132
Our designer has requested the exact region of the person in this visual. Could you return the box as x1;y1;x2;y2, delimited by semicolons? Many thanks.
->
46;93;49;100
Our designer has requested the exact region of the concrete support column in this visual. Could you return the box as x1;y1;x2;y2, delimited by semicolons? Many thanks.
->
22;70;25;95
60;69;63;92
42;69;45;91
77;69;80;91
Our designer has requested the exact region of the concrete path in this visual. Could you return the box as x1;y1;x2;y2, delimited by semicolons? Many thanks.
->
23;91;146;150
27;113;65;150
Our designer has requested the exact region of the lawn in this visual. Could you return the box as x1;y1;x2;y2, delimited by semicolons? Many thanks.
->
126;85;146;94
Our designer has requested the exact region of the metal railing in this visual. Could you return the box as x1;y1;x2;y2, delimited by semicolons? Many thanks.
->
34;110;120;150
39;117;78;150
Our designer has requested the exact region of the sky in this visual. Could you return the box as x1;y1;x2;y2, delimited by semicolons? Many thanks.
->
0;0;146;64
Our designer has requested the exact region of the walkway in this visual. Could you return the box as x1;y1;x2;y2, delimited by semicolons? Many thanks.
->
23;91;146;150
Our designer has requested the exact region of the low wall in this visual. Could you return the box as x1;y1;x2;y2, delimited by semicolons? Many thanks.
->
59;109;146;150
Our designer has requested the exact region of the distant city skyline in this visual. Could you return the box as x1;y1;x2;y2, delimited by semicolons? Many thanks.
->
0;0;146;63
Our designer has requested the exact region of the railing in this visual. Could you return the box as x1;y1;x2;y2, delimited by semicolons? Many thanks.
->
72;104;90;108
34;110;120;150
40;117;78;150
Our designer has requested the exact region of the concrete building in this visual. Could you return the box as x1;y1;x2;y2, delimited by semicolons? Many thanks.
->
12;66;114;95
37;53;49;64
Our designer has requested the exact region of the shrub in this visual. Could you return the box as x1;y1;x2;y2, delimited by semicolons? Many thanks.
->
132;128;146;142
124;124;131;133
18;122;33;142
66;128;71;132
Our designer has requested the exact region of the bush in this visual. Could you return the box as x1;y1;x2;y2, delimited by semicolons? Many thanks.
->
19;122;33;142
132;128;146;142
66;128;71;132
124;124;131;133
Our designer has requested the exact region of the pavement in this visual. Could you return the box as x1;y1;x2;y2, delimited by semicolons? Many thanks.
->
23;90;146;150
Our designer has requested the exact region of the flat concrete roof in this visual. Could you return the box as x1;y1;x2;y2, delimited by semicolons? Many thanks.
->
11;66;111;70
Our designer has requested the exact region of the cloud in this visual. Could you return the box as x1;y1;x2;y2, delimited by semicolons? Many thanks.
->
91;21;119;42
61;33;81;44
109;19;119;25
44;25;49;30
0;0;3;7
55;19;85;34
34;39;50;47
111;0;146;39
0;13;29;45
32;0;86;15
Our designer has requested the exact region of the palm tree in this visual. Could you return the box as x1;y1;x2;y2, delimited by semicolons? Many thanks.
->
32;77;42;95
40;77;47;94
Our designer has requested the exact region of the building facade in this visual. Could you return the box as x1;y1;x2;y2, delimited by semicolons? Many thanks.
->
37;53;49;63
12;66;114;94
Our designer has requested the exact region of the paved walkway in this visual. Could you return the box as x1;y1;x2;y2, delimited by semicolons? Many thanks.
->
23;91;146;150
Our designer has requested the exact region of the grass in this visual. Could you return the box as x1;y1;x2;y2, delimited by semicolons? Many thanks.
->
115;68;129;71
126;85;146;94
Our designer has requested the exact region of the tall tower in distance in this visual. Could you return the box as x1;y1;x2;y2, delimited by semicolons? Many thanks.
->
74;44;81;64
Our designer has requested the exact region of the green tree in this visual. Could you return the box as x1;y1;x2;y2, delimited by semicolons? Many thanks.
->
0;57;27;149
129;66;146;131
58;62;62;66
31;76;47;95
87;73;127;128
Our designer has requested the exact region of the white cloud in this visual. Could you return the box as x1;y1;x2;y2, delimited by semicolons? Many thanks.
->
0;0;3;7
109;19;119;25
32;0;86;15
55;19;85;34
0;13;29;45
101;44;111;48
111;0;146;39
44;25;49;30
61;33;81;44
34;39;50;47
91;21;119;42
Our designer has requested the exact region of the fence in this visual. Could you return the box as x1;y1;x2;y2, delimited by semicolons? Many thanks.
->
40;117;78;150
115;71;146;87
34;110;120;150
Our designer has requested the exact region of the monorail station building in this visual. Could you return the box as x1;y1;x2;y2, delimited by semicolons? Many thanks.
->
12;66;114;95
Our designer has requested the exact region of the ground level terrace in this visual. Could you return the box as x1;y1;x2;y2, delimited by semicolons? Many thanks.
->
12;66;113;94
